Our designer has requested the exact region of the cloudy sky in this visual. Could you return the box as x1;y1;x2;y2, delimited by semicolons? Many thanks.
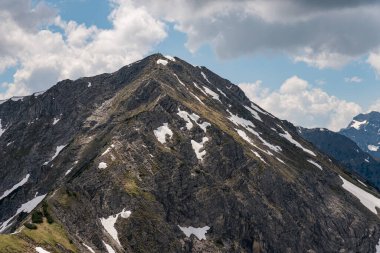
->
1;0;380;131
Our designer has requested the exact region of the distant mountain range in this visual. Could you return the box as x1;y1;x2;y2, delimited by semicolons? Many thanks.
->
298;127;380;190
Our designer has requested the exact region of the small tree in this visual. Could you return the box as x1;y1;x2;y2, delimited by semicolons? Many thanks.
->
32;211;43;223
42;202;54;224
24;223;37;230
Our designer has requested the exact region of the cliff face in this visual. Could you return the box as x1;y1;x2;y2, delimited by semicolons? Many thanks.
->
1;54;380;253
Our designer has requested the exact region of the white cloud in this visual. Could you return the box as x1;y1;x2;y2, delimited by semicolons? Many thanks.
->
293;48;355;69
344;76;363;83
132;0;380;70
368;99;380;112
0;0;167;99
239;76;362;131
368;50;380;77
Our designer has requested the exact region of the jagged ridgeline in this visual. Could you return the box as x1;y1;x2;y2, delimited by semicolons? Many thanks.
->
0;54;380;252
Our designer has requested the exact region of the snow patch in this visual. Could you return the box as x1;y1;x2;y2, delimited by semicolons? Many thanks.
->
173;74;185;86
227;110;255;131
237;129;254;145
0;119;7;137
193;82;207;95
10;96;23;101
276;157;286;164
368;145;379;152
103;241;116;253
250;103;268;115
154;123;173;144
244;106;262;122
165;55;176;61
36;247;51;253
189;90;204;104
357;179;367;187
178;225;210;240
83;243;95;253
100;209;131;246
201;72;211;84
191;137;209;160
157;59;168;65
236;126;281;153
217;88;227;97
43;145;66;165
340;176;380;214
33;91;45;97
88;82;92;87
203;86;221;102
0;174;30;201
252;150;266;163
350;120;367;130
102;145;114;156
0;194;46;232
279;129;316;156
177;109;210;132
52;117;60;125
307;159;323;170
65;168;73;176
98;162;107;169
253;131;281;153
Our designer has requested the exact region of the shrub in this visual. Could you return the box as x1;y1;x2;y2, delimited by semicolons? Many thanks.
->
24;223;37;230
46;213;54;224
42;202;54;224
31;211;43;223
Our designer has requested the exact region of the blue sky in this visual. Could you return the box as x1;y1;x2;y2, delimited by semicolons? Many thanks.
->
1;0;380;130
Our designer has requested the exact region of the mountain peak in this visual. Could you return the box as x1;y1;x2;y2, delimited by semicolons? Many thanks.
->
1;55;380;252
341;111;380;159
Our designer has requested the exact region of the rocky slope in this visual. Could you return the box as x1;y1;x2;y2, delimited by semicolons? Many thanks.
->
1;54;380;252
298;127;380;190
340;111;380;159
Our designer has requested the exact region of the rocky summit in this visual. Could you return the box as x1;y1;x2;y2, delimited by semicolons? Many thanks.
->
1;54;380;253
340;111;380;160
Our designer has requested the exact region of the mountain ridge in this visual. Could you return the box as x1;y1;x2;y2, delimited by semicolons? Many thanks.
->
1;54;380;252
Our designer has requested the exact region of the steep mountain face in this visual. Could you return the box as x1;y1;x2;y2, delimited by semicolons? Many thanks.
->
298;127;380;189
340;111;380;159
1;54;380;253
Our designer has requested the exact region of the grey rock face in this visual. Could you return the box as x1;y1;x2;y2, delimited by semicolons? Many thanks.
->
340;111;380;159
1;54;380;252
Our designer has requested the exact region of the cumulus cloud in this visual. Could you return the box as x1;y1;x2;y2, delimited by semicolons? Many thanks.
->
133;0;380;70
368;50;380;77
0;0;167;99
368;99;380;112
239;76;362;131
344;76;363;83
